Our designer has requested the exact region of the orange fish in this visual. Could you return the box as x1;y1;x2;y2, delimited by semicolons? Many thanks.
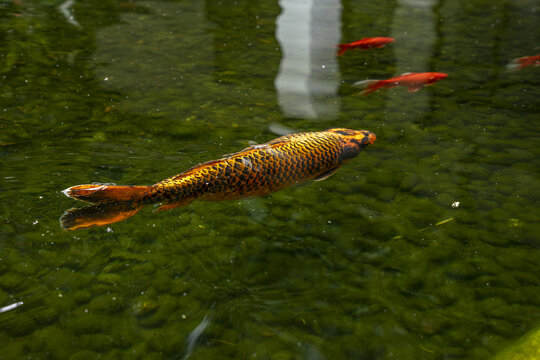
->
61;128;376;230
353;72;448;95
506;55;540;71
337;37;395;56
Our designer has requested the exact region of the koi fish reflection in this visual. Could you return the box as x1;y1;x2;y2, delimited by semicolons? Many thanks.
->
61;129;376;230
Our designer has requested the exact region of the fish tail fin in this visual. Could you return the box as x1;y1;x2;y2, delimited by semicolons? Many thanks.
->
352;79;383;95
506;58;522;72
62;184;150;204
60;203;142;230
337;44;349;56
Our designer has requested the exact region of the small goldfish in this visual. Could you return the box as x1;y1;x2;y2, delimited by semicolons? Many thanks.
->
337;37;395;56
352;72;448;95
61;128;376;230
506;55;540;71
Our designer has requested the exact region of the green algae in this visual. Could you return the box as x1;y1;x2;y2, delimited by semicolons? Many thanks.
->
0;0;539;359
493;325;540;360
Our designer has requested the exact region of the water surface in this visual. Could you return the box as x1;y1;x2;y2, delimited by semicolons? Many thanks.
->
0;0;539;359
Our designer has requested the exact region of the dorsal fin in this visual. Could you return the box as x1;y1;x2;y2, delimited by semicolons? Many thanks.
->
167;158;225;181
222;134;301;158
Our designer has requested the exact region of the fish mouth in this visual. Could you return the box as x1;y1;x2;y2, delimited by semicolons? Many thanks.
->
358;131;376;146
349;131;376;151
367;132;376;145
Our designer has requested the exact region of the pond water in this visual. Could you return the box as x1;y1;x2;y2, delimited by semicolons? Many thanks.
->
1;0;539;359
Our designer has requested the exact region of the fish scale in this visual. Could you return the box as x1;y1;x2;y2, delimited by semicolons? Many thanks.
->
143;129;368;206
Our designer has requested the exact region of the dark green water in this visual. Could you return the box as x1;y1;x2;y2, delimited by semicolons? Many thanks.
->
1;0;539;359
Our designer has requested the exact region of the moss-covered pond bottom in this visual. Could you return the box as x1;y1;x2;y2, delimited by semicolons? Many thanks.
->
1;145;539;359
0;0;539;358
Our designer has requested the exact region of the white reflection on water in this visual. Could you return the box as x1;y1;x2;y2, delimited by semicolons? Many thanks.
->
390;0;436;75
275;0;342;119
387;0;437;127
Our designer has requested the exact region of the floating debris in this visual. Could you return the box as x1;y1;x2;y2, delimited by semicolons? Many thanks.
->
434;217;455;227
419;217;455;232
392;217;456;239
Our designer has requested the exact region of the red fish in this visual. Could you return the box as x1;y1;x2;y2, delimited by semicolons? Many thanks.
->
506;55;540;71
352;72;448;95
337;37;395;56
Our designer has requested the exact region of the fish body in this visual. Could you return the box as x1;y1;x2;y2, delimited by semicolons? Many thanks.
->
506;55;540;71
337;37;395;56
62;128;376;230
353;72;448;95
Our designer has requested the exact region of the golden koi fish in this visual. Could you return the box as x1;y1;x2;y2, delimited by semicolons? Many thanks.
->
61;128;376;230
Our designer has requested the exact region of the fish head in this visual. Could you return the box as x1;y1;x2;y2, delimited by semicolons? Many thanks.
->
380;37;396;44
327;128;376;160
428;72;448;83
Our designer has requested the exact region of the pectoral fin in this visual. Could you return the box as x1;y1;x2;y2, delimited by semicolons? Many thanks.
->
408;86;423;93
155;199;192;212
314;167;339;181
